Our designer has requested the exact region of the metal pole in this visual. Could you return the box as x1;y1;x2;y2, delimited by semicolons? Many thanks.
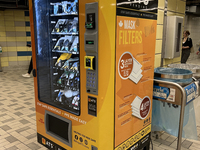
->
154;79;186;150
177;87;186;150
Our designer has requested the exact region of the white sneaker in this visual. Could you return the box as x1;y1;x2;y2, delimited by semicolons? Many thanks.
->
22;73;31;78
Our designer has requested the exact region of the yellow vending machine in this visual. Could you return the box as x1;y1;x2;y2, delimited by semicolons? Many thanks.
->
29;0;158;149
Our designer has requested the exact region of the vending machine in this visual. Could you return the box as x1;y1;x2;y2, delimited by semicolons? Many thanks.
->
29;0;158;150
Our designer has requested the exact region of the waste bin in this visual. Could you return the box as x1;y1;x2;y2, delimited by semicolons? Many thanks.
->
168;64;200;78
168;64;200;128
152;67;198;141
154;67;193;86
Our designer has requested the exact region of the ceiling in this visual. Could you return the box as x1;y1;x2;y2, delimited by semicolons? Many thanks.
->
186;0;200;6
0;0;199;10
0;0;28;10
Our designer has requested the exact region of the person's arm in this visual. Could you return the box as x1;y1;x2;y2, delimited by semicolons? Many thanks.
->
189;38;193;48
182;46;190;49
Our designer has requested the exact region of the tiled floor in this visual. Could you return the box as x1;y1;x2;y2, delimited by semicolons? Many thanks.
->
0;58;200;150
0;70;47;150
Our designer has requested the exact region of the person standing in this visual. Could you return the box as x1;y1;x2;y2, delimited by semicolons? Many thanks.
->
22;44;32;78
181;30;193;63
22;57;32;77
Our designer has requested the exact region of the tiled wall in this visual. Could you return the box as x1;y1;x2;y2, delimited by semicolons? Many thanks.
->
184;15;200;60
154;0;186;68
0;2;187;69
0;9;31;70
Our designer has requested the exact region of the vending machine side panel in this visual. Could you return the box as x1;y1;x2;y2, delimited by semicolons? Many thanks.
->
30;0;117;150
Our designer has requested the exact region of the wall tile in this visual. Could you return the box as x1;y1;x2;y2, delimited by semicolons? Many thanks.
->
26;32;31;36
0;27;5;31
17;51;32;56
27;47;32;51
6;42;17;47
26;37;31;41
7;47;17;51
2;47;8;52
25;17;30;21
16;31;26;37
27;56;32;60
27;41;31;46
15;21;25;27
24;11;29;16
154;54;161;68
176;0;186;14
0;11;4;16
25;27;31;31
17;47;28;51
0;32;6;37
9;61;19;66
1;52;8;57
5;16;14;21
16;37;27;41
5;21;15;27
9;56;18;61
1;10;31;69
163;59;173;66
8;51;17;57
14;11;24;17
25;22;30;27
0;42;7;47
6;31;16;37
1;61;8;67
0;20;5;26
1;57;8;62
157;10;164;25
4;10;13;16
0;16;4;21
158;0;165;9
17;51;28;56
15;27;26;31
0;37;6;41
5;27;15;31
156;25;163;39
155;40;163;54
17;56;28;61
168;0;177;12
14;17;25;21
6;37;16;41
167;11;176;16
16;41;27;47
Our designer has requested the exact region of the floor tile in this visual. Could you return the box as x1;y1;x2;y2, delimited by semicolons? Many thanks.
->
16;126;31;133
14;112;23;116
0;125;12;131
182;140;193;149
6;146;18;150
5;135;18;143
19;119;30;124
1;60;200;150
27;142;41;150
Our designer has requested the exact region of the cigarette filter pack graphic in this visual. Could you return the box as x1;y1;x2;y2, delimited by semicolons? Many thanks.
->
129;56;143;84
118;52;143;84
131;96;151;120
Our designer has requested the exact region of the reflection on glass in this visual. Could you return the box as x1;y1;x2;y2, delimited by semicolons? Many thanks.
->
34;0;80;115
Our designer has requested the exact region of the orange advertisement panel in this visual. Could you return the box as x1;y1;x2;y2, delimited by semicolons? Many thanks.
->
115;15;157;149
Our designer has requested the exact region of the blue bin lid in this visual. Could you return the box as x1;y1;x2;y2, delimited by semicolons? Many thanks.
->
154;67;193;79
154;77;193;86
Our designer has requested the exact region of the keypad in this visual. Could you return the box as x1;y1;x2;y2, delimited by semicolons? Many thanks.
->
86;71;96;88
